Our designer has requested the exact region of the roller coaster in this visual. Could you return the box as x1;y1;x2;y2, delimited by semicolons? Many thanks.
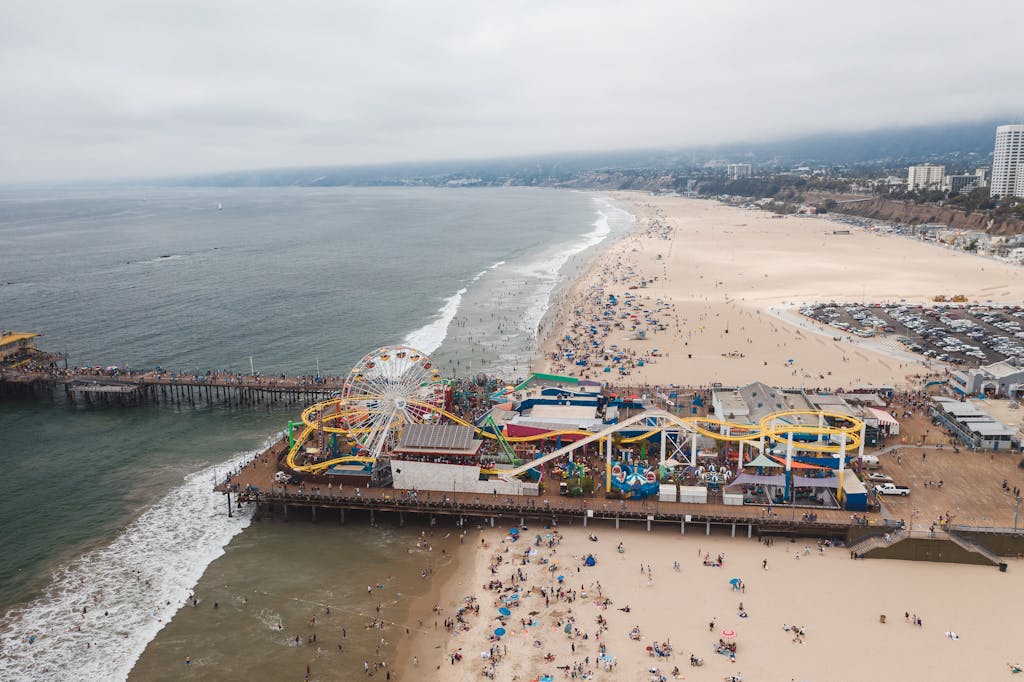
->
284;395;864;477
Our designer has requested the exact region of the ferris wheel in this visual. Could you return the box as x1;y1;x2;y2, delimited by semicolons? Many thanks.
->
338;345;446;458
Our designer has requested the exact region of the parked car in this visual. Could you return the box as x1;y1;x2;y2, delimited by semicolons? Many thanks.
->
866;472;893;483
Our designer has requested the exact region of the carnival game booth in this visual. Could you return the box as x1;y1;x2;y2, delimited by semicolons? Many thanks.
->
389;424;539;496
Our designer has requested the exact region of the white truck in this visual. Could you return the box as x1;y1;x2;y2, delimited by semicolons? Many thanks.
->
874;482;910;496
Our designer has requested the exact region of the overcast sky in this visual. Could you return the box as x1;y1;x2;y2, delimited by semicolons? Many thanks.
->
2;1;1022;183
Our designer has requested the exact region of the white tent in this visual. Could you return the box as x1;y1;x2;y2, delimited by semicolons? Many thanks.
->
869;407;899;435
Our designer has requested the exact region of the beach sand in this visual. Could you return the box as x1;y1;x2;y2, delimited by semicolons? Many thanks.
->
413;523;1023;682
535;194;1024;388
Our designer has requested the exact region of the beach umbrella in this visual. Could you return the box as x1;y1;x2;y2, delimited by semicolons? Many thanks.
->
557;574;565;582
510;593;520;601
564;622;573;634
494;627;506;637
729;578;741;585
498;607;511;616
509;528;519;535
721;629;737;639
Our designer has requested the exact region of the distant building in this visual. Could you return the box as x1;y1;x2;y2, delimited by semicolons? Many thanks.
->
991;124;1024;198
906;164;945;191
0;331;39;363
942;173;981;195
931;397;1017;451
974;167;990;185
711;381;817;426
727;163;752;180
950;360;1024;398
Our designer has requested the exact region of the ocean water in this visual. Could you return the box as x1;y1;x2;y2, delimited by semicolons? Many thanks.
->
0;186;633;679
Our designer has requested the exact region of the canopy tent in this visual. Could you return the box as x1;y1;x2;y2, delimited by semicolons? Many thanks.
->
869;407;900;434
729;473;787;487
744;453;783;468
793;475;840;488
730;472;840;488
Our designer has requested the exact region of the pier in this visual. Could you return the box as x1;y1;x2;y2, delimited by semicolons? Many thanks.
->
218;439;882;544
244;486;865;540
0;368;341;407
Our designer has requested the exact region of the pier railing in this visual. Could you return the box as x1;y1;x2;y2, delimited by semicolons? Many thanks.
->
236;486;859;535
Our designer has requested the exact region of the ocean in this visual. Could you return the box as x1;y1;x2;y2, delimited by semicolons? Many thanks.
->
0;186;634;679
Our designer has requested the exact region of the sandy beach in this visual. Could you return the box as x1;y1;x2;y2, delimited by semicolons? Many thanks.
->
535;194;1024;388
410;524;1023;682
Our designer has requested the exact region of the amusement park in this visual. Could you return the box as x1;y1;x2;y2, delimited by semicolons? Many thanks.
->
261;344;880;516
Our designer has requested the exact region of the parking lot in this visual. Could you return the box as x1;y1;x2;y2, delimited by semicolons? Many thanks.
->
800;302;1024;367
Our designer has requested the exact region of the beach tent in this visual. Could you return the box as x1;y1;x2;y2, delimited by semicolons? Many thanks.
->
584;555;596;567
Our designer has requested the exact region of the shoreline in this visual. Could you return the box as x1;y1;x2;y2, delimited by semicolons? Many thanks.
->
0;447;266;680
531;192;1024;389
533;195;636;363
396;530;476;679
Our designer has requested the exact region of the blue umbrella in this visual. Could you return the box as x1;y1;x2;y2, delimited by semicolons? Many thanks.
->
510;593;520;601
494;627;506;637
509;528;519;535
498;607;511;616
564;622;573;634
729;578;741;585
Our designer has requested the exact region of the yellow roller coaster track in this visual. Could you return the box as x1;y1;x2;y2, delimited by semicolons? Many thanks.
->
284;397;863;475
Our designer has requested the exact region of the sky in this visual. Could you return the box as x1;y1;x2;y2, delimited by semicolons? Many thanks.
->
2;0;1022;184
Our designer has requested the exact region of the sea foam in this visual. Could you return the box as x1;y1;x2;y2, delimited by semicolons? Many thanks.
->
0;449;266;681
520;197;625;338
402;260;505;354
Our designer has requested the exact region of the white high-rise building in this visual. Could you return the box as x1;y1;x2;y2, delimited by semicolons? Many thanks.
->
991;124;1024;198
906;164;944;191
727;163;752;180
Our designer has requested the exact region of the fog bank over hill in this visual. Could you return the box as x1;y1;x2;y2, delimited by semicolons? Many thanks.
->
162;118;1008;189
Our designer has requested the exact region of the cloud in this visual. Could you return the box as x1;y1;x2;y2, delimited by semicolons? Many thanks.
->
1;0;1021;183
